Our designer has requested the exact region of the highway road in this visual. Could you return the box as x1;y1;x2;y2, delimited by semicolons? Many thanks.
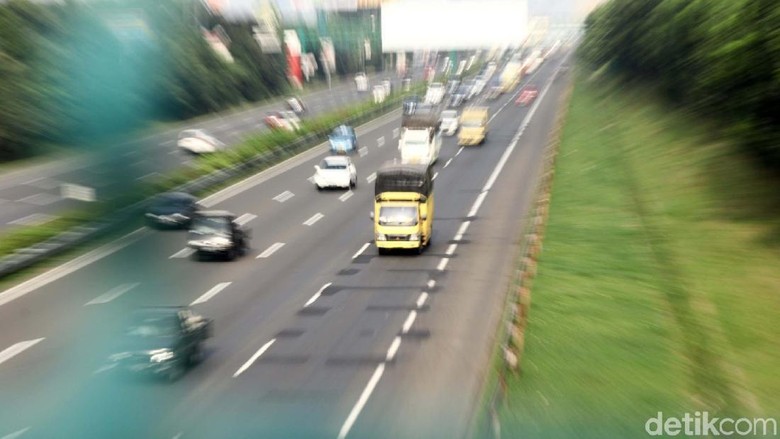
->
0;51;572;439
0;72;398;233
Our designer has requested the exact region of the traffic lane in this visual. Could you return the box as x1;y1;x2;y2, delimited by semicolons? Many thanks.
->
347;60;571;439
141;81;545;438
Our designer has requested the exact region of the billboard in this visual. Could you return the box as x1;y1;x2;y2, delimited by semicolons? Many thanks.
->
381;0;528;51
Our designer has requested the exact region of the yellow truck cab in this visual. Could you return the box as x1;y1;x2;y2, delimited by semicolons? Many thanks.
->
458;107;489;146
372;163;434;255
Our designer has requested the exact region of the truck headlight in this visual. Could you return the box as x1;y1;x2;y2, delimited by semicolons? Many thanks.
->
149;349;174;363
375;233;387;241
408;233;420;241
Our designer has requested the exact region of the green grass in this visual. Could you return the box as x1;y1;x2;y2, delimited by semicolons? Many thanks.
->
494;71;780;438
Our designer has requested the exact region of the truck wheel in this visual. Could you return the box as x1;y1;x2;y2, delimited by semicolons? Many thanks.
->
167;362;185;382
350;179;356;189
226;247;237;261
188;343;203;366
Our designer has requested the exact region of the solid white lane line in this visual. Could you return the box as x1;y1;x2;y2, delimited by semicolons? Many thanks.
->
337;363;385;439
467;191;488;218
190;282;231;306
444;158;453;168
85;283;139;306
304;282;332;307
0;338;45;367
234;213;257;226
377;136;385;147
256;242;285;259
436;258;449;271
385;336;402;361
427;279;436;289
8;213;57;227
303;212;324;226
352;242;371;259
233;339;275;377
169;248;195;259
455;147;464;157
339;191;354;202
93;363;117;374
401;310;417;334
445;243;458;256
366;172;376;183
416;292;429;308
432;172;439;180
0;228;148;308
392;128;399;139
273;190;294;203
1;427;30;439
358;146;369;157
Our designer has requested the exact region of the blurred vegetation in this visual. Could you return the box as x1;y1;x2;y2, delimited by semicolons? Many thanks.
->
579;0;780;171
494;72;779;439
0;0;287;161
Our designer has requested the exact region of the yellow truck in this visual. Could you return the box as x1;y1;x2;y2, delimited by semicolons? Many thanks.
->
458;107;489;146
371;163;434;255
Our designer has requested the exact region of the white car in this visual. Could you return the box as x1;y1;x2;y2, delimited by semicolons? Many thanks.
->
439;110;459;136
424;82;444;105
313;156;357;190
355;73;368;92
177;130;226;154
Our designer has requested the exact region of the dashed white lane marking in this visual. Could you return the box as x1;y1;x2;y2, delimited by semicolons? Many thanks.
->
427;279;436;289
467;192;488;218
233;339;276;377
16;193;59;206
0;228;148;308
304;282;332;307
377;136;385;147
234;213;257;226
339;191;354;202
0;338;45;367
401;310;417;334
366;172;377;183
445;243;458;256
454;221;471;241
352;242;371;259
273;190;294;203
416;292;429;308
392;128;399;139
1;427;31;439
358;146;369;157
303;212;324;226
8;213;57;227
191;282;231;306
436;258;449;271
170;248;195;259
433;172;439;180
455;147;464;157
337;363;386;439
136;172;160;182
385;336;402;361
256;242;285;259
444;158;453;168
85;283;139;306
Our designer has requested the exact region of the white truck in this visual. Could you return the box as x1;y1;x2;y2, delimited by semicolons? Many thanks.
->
399;105;442;165
424;82;445;105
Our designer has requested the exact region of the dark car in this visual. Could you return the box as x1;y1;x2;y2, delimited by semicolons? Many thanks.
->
449;85;470;107
328;125;358;155
187;210;250;260
108;307;213;381
145;192;200;229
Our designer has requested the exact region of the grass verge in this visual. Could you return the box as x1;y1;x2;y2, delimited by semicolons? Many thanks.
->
494;71;780;438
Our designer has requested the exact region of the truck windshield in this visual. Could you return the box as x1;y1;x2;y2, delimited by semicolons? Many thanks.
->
378;206;418;226
462;119;484;128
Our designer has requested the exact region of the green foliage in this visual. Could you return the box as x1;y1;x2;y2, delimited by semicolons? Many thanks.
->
580;0;780;169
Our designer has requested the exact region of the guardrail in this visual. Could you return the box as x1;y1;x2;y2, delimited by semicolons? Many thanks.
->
0;90;417;279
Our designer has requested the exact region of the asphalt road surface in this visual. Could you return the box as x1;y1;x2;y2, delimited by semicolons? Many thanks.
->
0;51;572;439
0;72;399;233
